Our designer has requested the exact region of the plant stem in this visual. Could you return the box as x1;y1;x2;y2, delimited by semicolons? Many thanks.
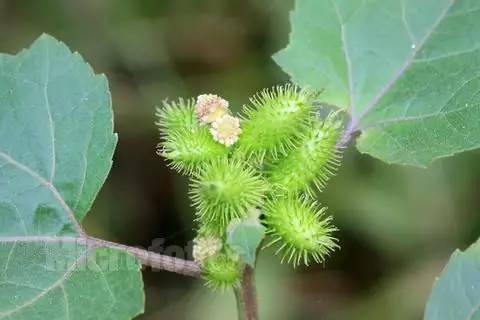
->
234;265;259;320
88;236;202;278
234;284;246;320
0;235;202;278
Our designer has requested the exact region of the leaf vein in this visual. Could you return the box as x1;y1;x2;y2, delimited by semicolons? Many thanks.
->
414;46;480;63
43;42;56;183
1;242;16;280
401;0;415;44
352;0;455;130
61;284;71;320
0;151;84;234
0;249;90;319
330;0;355;111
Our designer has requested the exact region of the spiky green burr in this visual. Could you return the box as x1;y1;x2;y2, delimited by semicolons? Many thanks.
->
156;99;229;175
203;251;242;290
190;158;268;235
264;196;338;267
267;112;343;196
236;85;318;161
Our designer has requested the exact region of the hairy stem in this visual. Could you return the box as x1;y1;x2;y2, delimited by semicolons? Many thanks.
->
235;265;259;320
88;236;202;278
234;284;246;320
0;235;202;278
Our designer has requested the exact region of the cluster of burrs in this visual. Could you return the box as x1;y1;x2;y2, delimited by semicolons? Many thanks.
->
156;84;344;289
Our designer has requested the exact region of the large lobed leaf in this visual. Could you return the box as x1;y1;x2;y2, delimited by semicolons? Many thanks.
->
275;0;480;167
0;35;144;319
424;241;480;319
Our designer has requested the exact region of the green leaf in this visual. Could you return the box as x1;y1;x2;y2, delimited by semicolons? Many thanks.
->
0;34;144;319
227;218;266;267
0;242;144;320
274;0;480;166
424;241;480;320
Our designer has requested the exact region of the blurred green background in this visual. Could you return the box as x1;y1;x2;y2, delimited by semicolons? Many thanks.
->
1;1;479;319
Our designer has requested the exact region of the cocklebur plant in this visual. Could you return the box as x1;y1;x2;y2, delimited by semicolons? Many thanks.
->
156;85;344;287
4;1;480;319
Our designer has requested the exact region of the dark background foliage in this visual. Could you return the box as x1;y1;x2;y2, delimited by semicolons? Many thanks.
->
1;0;479;319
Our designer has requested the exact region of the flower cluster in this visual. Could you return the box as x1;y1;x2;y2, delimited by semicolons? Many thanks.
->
195;94;229;124
193;235;223;266
156;84;344;289
195;94;241;146
210;114;241;146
